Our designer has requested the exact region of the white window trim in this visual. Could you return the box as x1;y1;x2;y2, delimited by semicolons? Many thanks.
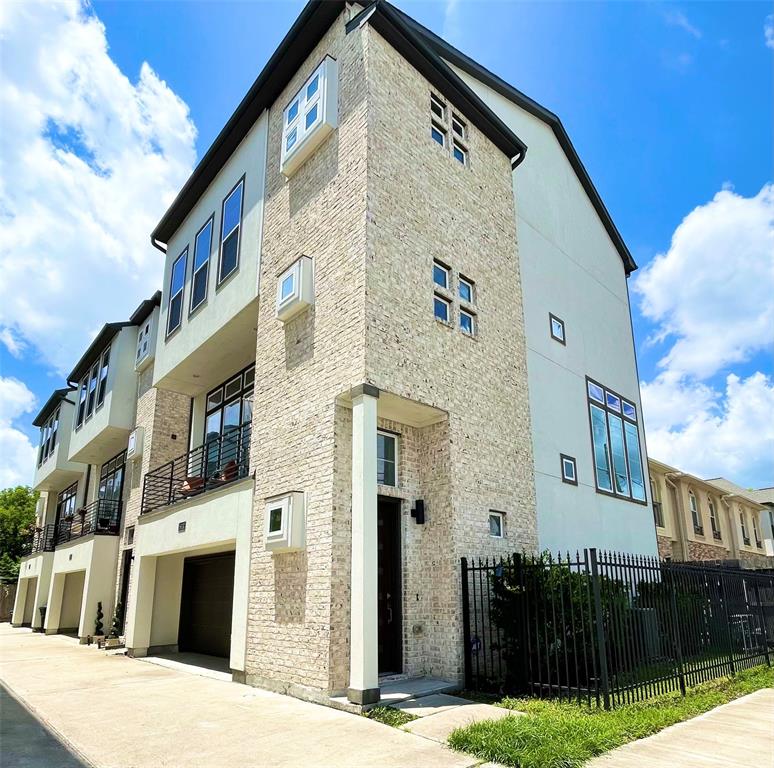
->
281;57;338;177
561;454;577;485
377;430;399;487
431;93;446;122
459;275;474;303
452;139;468;166
489;511;505;539
433;260;450;290
433;293;451;323
452;113;466;140
460;307;476;336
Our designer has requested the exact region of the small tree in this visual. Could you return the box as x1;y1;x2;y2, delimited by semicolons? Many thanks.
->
94;601;104;636
109;602;123;639
0;486;39;576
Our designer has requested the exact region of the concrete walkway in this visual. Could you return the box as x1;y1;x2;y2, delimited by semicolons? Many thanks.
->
0;625;480;768
587;688;774;768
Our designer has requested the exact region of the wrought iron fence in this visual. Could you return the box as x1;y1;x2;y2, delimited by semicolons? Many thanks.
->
141;423;252;514
20;524;56;556
55;498;121;545
461;549;773;708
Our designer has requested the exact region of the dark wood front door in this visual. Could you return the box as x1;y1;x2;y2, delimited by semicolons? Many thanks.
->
178;552;235;658
378;496;402;675
117;549;132;633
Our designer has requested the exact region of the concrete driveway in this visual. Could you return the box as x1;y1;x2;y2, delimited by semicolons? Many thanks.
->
0;625;477;768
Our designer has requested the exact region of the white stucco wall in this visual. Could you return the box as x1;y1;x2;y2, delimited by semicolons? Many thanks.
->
68;326;139;465
452;66;657;556
153;114;268;395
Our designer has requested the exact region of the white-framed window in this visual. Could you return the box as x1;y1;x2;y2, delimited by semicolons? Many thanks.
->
275;255;314;322
587;377;646;502
489;511;504;538
431;123;446;147
433;260;449;289
451;114;466;141
560;454;577;485
550;313;566;344
752;513;761;547
709;499;720;539
191;216;213;313
430;93;446;122
136;320;152;367
75;376;87;428
86;361;99;420
167;247;187;335
689;491;703;534
434;294;450;323
218;178;244;284
459;275;474;303
460;307;476;336
452;140;467;166
281;57;338;176
377;430;398;487
739;510;750;545
124;525;135;546
96;346;110;408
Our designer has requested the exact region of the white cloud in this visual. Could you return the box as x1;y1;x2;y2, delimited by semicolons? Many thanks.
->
664;9;702;39
635;184;774;380
0;377;38;488
765;15;774;50
442;0;462;46
0;0;196;376
635;184;774;487
642;373;774;487
0;328;26;358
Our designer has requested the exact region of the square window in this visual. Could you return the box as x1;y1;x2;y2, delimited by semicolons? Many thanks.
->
280;273;295;302
287;100;299;124
452;141;467;165
431;124;446;147
549;313;565;344
460;308;476;336
268;507;284;534
306;75;319;99
434;294;450;323
561;454;578;485
377;431;398;486
489;511;504;538
430;94;446;121
622;400;636;420
459;276;474;303
605;391;621;412
124;525;135;546
433;261;449;289
587;380;604;403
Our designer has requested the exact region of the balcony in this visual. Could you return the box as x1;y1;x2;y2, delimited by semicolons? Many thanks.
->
55;498;121;545
20;524;56;557
142;424;251;514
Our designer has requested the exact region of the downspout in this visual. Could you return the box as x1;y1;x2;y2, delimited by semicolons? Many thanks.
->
720;493;740;560
664;472;688;560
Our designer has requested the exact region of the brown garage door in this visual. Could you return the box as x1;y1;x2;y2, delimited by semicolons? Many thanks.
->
178;552;235;658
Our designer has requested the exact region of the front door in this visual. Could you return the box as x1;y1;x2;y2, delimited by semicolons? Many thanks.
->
117;549;132;633
377;496;402;675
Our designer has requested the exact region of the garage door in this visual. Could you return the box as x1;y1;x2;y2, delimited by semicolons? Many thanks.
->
178;552;235;658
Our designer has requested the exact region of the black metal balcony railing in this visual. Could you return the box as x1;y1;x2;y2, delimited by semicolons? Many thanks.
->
694;524;704;536
743;536;751;546
20;524;56;556
55;498;121;545
712;529;722;540
141;424;251;515
755;539;763;550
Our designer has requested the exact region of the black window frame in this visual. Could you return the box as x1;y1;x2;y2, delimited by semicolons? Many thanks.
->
549;313;566;345
217;176;245;287
560;453;578;486
55;481;79;524
75;375;88;429
38;407;60;466
203;363;255;446
586;376;647;506
190;214;214;315
85;360;99;420
167;246;188;337
96;346;110;409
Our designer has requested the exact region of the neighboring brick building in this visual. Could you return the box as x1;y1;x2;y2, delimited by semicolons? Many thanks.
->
14;1;663;708
649;458;774;569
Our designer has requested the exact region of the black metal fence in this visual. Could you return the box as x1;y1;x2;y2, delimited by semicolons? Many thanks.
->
461;549;774;708
141;424;252;514
20;524;56;556
55;498;121;545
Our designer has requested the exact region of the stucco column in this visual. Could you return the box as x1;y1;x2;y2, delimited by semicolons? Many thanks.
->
44;573;65;634
124;554;157;656
11;577;29;626
31;559;54;629
348;384;380;705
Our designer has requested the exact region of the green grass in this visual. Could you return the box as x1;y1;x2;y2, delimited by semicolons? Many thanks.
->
448;665;774;768
363;706;418;728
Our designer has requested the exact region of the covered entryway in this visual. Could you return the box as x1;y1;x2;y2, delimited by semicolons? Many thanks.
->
178;552;235;658
377;496;402;675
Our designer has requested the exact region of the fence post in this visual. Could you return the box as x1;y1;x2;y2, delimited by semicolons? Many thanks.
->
719;570;736;676
666;564;687;696
753;579;771;667
461;557;473;690
589;549;611;710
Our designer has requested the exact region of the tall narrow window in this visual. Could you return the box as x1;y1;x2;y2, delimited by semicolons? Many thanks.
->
191;217;213;313
49;409;58;457
652;480;664;528
86;361;99;419
709;499;720;539
76;376;87;427
740;510;750;545
96;347;110;407
587;378;645;502
689;491;703;534
167;248;187;335
377;431;398;487
752;514;761;547
219;178;244;283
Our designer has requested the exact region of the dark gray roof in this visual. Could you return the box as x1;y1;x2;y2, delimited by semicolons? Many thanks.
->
32;388;76;428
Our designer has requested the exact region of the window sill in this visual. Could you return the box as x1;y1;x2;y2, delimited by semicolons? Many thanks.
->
377;485;410;500
434;316;454;329
215;263;240;293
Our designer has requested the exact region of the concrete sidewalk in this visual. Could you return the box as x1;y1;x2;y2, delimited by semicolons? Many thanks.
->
0;625;478;768
587;687;774;768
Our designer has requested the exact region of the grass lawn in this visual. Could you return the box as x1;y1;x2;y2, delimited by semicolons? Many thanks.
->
448;664;774;768
363;706;418;728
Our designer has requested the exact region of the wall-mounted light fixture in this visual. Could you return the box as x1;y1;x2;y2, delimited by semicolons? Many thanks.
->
411;499;425;525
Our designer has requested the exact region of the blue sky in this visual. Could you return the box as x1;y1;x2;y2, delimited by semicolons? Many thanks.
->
1;1;772;488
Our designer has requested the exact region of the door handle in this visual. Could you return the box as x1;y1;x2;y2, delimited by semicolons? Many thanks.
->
386;592;393;624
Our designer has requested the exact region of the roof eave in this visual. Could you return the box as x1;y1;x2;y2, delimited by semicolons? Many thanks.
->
32;387;76;428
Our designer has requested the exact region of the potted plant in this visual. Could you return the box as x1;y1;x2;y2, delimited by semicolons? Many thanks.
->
94;601;105;643
105;602;123;649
